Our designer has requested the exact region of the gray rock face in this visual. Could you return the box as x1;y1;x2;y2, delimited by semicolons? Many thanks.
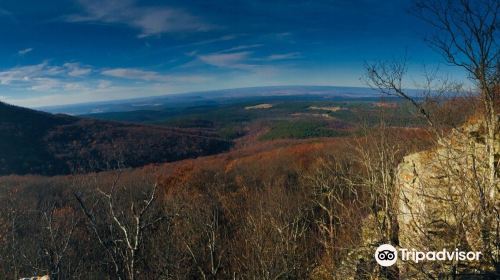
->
396;118;498;277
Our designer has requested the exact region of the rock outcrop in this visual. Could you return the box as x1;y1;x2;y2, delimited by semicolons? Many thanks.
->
396;117;499;277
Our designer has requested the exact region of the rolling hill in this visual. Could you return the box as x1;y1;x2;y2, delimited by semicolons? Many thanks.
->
39;86;383;115
0;102;232;175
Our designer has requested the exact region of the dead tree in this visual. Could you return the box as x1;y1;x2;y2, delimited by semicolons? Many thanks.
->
75;173;165;280
40;204;79;279
354;123;401;246
306;156;361;276
185;208;224;280
366;0;498;272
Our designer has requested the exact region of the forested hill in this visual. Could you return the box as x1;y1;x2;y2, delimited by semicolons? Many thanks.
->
0;102;232;176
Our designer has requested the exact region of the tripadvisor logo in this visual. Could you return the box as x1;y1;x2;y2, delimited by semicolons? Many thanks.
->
374;244;482;267
375;244;397;267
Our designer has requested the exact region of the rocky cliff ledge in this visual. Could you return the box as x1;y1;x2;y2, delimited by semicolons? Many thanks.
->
396;116;499;277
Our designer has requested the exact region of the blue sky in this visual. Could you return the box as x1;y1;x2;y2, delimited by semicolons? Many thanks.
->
0;0;465;107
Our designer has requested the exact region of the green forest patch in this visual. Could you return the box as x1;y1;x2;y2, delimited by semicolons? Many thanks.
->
260;120;348;140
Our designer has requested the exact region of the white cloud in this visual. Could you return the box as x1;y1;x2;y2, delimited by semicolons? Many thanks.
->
18;48;34;56
0;63;50;85
66;0;213;38
196;50;296;76
102;68;166;81
63;62;92;77
0;62;93;87
197;49;299;70
0;60;214;103
266;52;301;61
219;44;263;53
30;78;62;91
198;52;254;70
97;79;112;89
3;82;181;108
0;60;294;108
0;61;95;95
29;78;90;92
101;67;209;83
190;35;237;46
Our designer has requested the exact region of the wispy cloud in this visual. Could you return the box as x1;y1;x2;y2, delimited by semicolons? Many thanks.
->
0;60;212;98
184;38;255;58
197;49;300;70
18;48;34;56
0;52;296;107
3;84;169;108
97;79;112;89
30;78;90;92
66;0;213;38
63;62;92;77
198;51;254;70
30;78;63;91
0;62;94;91
265;52;301;61
190;35;237;46
101;67;209;83
0;63;53;85
102;68;166;81
219;44;263;53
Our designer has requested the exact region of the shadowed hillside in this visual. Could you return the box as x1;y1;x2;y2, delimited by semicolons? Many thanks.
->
0;102;232;175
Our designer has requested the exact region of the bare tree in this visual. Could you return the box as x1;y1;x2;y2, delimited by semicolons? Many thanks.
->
366;57;436;128
366;0;498;275
0;193;22;278
39;204;80;279
305;155;364;278
413;0;498;207
238;189;310;280
75;172;166;280
356;125;399;241
184;208;225;280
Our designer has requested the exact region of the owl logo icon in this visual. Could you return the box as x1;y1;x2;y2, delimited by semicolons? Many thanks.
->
375;244;398;266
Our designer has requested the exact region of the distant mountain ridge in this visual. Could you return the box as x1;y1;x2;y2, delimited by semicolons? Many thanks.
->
0;102;231;176
39;86;384;115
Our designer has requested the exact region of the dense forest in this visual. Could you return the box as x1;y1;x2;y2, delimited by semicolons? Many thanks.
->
0;102;231;175
0;128;432;279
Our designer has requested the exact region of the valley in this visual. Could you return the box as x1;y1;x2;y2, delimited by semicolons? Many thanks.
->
0;101;231;176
